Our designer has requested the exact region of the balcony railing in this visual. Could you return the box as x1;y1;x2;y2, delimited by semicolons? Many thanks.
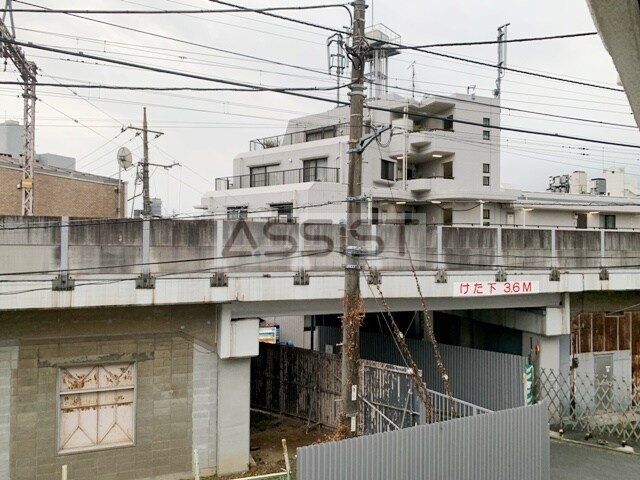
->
249;122;371;151
215;166;340;190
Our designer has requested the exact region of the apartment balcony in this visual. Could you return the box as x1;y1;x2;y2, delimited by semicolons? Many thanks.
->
215;166;340;191
389;129;457;161
404;175;455;193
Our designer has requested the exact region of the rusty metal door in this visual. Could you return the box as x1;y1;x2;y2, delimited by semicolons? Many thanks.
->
59;363;135;453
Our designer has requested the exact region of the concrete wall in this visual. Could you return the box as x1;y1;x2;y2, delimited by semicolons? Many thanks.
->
0;304;220;480
0;345;18;480
5;218;640;275
192;346;218;476
0;164;125;218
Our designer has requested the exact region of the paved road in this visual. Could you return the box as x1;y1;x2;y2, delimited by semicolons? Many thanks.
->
551;440;639;479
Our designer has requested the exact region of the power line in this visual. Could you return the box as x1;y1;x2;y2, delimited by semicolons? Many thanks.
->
397;45;624;93
204;0;623;93
4;244;640;286
10;18;631;127
6;37;640;150
14;1;335;79
381;83;637;129
209;0;350;34
0;80;351;92
399;31;599;49
5;3;350;15
6;73;635;129
0;247;335;278
2;37;347;103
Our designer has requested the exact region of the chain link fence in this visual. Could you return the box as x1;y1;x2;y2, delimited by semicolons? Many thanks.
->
536;367;640;444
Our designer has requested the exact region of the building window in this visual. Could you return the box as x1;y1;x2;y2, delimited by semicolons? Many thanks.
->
250;165;279;187
303;158;327;182
483;163;490;174
482;208;490;226
483;117;491;127
58;363;135;454
576;213;587;229
443;161;453;179
305;126;335;142
443;115;454;131
271;203;294;222
381;159;395;181
442;208;453;225
483;130;490;140
600;214;616;229
483;176;490;186
250;165;267;187
227;206;248;219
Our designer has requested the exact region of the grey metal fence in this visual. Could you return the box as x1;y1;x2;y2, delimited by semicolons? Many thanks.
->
297;403;550;480
251;344;491;435
317;326;527;411
536;367;640;443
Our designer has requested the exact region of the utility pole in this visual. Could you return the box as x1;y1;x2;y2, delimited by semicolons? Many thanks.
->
1;0;37;215
340;0;367;439
142;108;151;217
124;108;164;217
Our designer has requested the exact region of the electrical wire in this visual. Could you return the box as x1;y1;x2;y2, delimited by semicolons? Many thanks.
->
205;0;622;93
5;36;639;150
403;32;599;49
14;0;338;79
5;3;350;15
396;45;624;93
209;0;350;35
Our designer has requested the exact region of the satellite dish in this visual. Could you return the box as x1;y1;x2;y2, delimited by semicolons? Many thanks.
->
117;147;133;170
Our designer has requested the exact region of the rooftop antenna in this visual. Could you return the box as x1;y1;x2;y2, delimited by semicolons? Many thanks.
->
327;33;346;107
467;85;476;99
494;23;510;98
116;147;132;218
371;0;374;27
408;61;416;99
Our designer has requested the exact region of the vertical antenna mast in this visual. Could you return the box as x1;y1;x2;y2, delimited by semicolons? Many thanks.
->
1;0;38;215
327;33;346;107
408;61;416;99
494;23;509;98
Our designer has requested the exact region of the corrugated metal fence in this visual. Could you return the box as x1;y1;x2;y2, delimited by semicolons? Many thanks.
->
318;326;527;411
297;402;550;480
251;344;491;435
251;343;341;428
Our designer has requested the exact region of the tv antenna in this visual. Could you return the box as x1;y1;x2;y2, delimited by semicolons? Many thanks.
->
494;23;510;98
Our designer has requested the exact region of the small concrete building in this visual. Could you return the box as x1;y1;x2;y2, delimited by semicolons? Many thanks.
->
1;293;256;479
0;120;126;218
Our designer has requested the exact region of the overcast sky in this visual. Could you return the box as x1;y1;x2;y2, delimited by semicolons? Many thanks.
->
2;0;639;215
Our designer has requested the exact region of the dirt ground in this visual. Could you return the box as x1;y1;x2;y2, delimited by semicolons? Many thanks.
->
202;410;329;480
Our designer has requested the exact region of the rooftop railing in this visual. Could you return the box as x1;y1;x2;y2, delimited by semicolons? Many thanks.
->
249;122;370;151
215;166;340;190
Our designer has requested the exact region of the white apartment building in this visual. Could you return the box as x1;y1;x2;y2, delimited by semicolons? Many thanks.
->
199;92;640;230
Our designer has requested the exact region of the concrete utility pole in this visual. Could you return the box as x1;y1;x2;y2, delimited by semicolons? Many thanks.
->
340;0;367;438
142;108;151;217
125;108;164;217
